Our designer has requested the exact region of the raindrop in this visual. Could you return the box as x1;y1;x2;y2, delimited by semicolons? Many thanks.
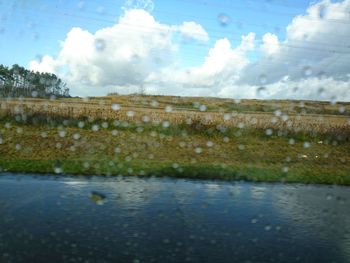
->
223;113;231;121
303;142;310;149
96;6;105;14
238;122;245;129
217;13;230;26
330;96;337;105
92;124;99;132
78;121;85;128
264;225;272;231
94;38;106;52
90;191;106;205
318;87;325;96
54;165;63;174
127;111;135;117
302;66;312;77
256;86;268;97
206;141;214;147
259;74;267;85
142;115;150;123
326;193;333;200
31;90;38;97
288;138;295;145
59;130;66;138
78;1;85;10
199;105;207;112
111;104;121;111
16;127;23;134
318;5;326;19
162;121;170;128
151;100;159;107
265;129;273;136
165;105;173;113
238;144;245;150
73;133;81;140
195;147;202;154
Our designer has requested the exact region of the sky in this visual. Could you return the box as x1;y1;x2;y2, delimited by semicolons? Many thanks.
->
0;0;349;101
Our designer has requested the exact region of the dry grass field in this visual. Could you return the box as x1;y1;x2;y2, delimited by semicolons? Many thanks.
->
0;94;349;184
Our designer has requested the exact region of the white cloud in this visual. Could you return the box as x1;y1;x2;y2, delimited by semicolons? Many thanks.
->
261;33;279;56
29;0;350;101
29;55;59;74
177;21;209;42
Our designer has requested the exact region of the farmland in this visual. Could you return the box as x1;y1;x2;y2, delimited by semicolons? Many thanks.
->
0;94;350;184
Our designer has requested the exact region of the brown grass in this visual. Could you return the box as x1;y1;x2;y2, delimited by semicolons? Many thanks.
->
1;95;349;138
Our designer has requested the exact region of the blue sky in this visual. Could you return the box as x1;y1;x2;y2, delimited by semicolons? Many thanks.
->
0;0;311;68
1;0;349;101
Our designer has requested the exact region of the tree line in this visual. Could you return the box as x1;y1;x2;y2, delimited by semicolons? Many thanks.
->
0;64;69;98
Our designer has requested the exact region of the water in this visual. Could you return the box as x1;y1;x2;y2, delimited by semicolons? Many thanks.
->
0;173;349;263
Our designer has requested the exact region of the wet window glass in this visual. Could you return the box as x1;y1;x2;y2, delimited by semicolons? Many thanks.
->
0;0;350;262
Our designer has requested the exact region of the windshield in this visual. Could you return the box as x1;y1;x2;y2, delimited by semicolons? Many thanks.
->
0;0;350;262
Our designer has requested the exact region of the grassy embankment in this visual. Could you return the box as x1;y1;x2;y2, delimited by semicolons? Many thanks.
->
0;95;349;184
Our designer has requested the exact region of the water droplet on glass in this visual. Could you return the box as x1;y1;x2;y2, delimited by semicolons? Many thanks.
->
238;144;245;150
31;90;38;97
96;6;105;14
151;100;159;107
217;13;230;26
94;38;106;52
303;66;312;77
73;133;81;140
282;167;289;173
165;105;173;113
59;130;66;138
319;5;326;19
54;165;63;174
111;104;121;111
318;87;325;96
265;129;273;136
199;105;207;112
90;191;106;205
78;121;85;128
303;142;310;149
264;225;272;231
330;95;337;105
195;147;202;154
326;193;333;200
77;0;85;9
127;111;135;117
259;74;267;84
256;86;268;97
206;141;214;147
162;121;170;128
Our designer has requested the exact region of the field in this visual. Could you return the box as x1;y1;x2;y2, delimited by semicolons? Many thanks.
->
0;94;350;184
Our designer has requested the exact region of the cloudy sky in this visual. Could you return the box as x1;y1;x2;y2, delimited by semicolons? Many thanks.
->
1;0;350;101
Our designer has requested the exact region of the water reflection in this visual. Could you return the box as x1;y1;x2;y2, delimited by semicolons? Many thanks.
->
0;173;349;263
